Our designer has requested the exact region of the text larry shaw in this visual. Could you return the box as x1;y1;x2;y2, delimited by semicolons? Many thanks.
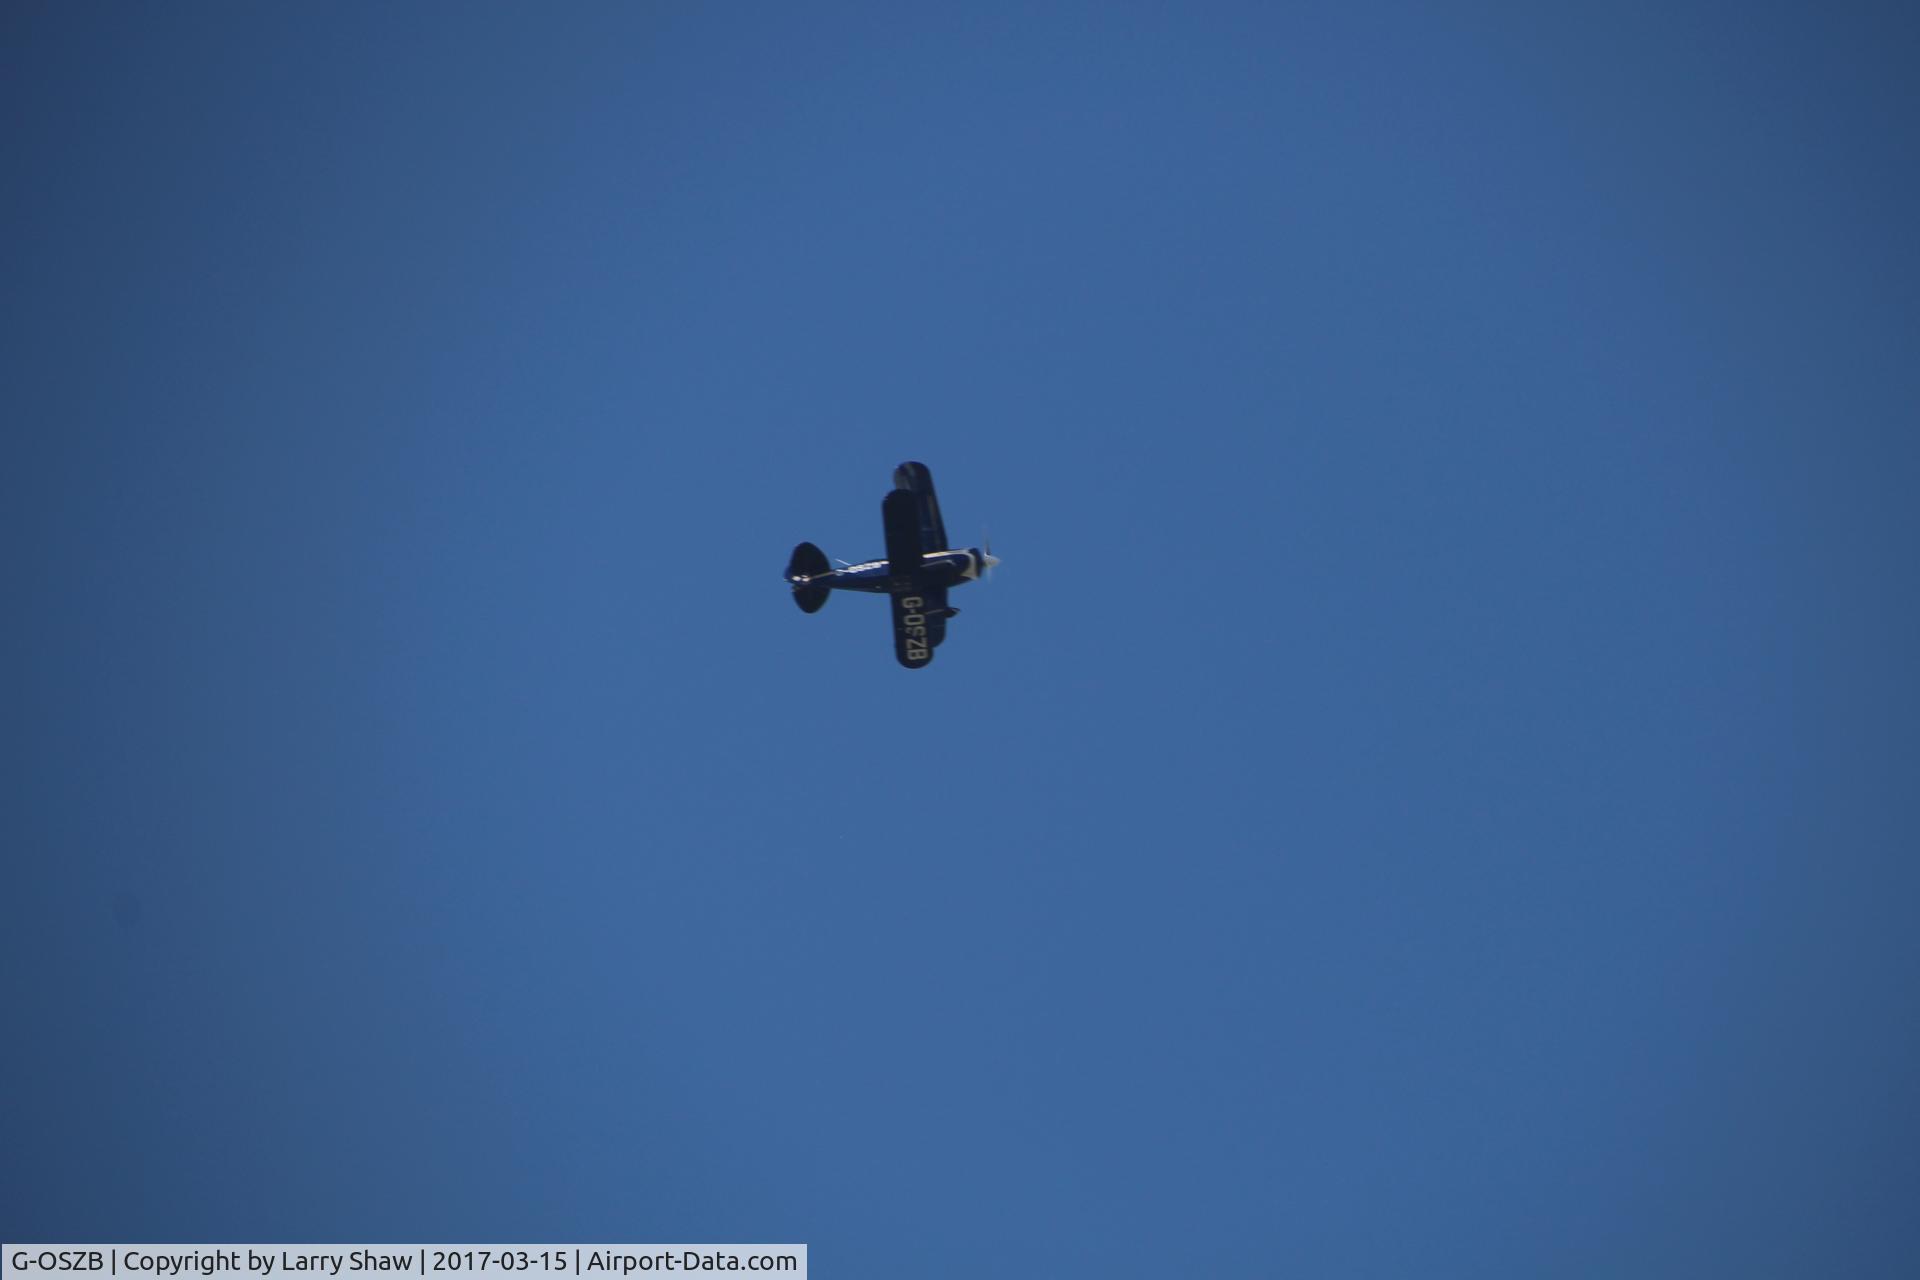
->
250;1254;412;1276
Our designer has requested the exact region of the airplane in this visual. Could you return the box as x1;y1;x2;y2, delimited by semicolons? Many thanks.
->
784;461;998;669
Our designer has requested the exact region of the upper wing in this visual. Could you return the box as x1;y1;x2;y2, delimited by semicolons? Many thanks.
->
889;588;941;669
884;464;952;668
881;488;923;580
892;461;949;553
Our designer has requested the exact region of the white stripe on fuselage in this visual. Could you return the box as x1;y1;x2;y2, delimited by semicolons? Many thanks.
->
838;551;972;579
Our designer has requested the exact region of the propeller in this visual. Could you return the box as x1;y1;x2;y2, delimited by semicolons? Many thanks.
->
980;529;999;582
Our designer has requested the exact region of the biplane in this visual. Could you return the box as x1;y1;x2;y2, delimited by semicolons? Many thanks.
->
784;461;996;669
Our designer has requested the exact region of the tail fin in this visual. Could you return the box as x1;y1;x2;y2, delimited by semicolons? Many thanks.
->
785;542;832;613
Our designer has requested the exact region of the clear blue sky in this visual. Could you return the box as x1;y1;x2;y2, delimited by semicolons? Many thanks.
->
5;2;1918;1274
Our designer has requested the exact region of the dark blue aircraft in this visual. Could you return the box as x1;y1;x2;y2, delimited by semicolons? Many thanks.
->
785;461;997;669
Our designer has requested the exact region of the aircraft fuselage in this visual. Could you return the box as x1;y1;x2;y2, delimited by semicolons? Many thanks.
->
806;548;990;594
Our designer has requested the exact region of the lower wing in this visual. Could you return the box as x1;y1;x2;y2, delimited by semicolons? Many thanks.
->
889;587;947;669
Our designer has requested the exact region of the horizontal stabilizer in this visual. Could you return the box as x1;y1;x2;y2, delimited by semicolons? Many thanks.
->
786;541;830;581
786;541;832;612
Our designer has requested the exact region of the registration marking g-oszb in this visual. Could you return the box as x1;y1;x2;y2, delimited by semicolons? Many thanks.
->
900;596;929;662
